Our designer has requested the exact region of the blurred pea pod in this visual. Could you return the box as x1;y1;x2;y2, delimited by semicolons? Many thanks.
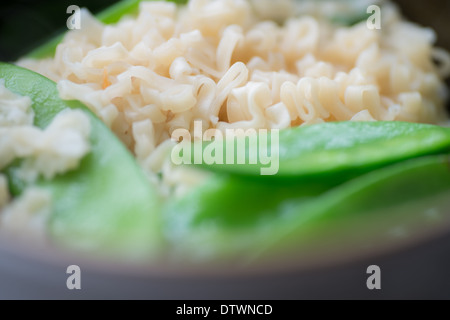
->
0;63;162;259
259;154;450;260
168;114;450;261
165;154;450;262
293;0;383;25
27;0;188;59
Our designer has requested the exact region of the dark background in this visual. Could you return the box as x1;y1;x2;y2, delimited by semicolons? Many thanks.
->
1;0;450;299
1;0;450;62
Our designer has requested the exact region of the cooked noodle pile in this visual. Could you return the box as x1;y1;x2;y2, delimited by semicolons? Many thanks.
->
18;0;450;180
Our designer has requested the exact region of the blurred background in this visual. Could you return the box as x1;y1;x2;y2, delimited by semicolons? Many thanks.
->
0;0;118;61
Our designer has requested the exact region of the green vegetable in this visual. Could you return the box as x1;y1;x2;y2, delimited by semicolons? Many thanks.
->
27;0;188;59
197;121;450;180
0;63;162;259
163;173;331;260
260;154;450;258
165;154;450;262
166;177;329;229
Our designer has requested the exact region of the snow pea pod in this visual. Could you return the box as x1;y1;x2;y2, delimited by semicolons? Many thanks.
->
27;0;188;59
165;154;450;261
255;154;450;259
164;175;333;234
197;121;450;181
0;63;162;259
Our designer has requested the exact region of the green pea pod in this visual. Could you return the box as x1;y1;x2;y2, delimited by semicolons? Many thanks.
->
254;154;450;261
165;154;450;262
295;0;380;26
27;0;188;59
195;122;450;181
0;63;161;259
163;173;337;261
163;175;333;237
